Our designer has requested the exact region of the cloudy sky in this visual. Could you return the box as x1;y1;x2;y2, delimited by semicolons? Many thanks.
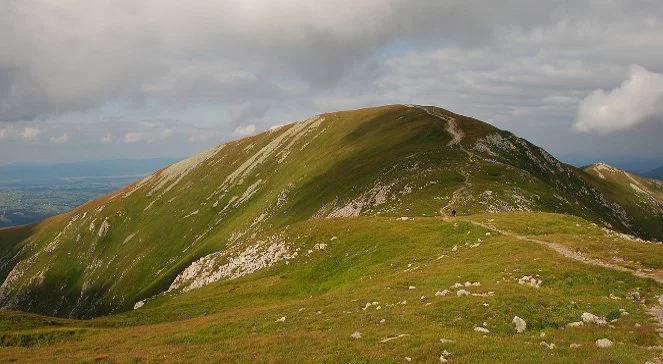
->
1;1;662;170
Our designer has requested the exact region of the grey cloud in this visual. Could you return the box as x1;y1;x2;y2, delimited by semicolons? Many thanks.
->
0;0;567;121
0;1;662;165
49;133;70;144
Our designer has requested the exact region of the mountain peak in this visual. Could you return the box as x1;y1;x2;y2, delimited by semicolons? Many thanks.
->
1;104;662;319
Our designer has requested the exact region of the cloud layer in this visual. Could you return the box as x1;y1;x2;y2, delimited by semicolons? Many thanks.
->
0;0;560;121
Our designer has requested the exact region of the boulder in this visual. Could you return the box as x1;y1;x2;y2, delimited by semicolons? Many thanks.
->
512;316;526;333
596;338;613;348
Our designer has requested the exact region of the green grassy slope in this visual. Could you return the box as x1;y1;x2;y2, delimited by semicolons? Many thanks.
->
582;163;663;240
0;225;35;289
1;214;662;362
0;104;660;320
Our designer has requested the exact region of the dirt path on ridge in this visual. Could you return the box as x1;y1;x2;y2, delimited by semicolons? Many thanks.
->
445;216;663;357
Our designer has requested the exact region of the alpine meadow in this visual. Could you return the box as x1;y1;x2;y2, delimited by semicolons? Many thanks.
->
2;105;663;362
2;1;663;363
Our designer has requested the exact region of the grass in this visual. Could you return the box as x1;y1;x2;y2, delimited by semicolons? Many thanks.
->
0;214;661;362
2;104;661;319
582;164;663;240
470;212;663;273
1;104;662;361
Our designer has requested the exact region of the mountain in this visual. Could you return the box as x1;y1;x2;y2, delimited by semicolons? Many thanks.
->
560;155;662;177
1;105;663;362
1;104;661;318
646;165;663;180
582;163;663;239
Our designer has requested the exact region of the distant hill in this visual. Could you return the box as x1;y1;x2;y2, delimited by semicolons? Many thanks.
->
646;165;663;180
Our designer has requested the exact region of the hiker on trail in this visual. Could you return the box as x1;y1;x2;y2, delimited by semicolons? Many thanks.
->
451;208;456;217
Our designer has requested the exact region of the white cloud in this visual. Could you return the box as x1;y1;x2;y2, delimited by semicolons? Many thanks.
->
233;124;257;137
574;65;663;134
123;128;174;143
186;133;218;143
160;128;174;139
123;131;144;143
19;127;41;141
49;133;70;144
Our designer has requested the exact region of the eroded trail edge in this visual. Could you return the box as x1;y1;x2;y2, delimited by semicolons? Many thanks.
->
465;218;663;284
414;105;464;146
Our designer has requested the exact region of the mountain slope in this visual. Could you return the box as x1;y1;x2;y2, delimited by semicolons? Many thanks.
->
0;104;661;319
1;213;662;362
583;163;663;239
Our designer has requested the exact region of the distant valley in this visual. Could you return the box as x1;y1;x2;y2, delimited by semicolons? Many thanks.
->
0;159;174;227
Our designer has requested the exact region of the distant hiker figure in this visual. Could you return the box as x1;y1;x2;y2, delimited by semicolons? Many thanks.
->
451;208;457;217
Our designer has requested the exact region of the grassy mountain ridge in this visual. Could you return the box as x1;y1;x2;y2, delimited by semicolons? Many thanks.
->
0;104;661;321
582;163;663;239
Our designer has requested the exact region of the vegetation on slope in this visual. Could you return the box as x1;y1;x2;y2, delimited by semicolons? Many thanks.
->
1;214;662;362
583;163;663;240
0;104;660;321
